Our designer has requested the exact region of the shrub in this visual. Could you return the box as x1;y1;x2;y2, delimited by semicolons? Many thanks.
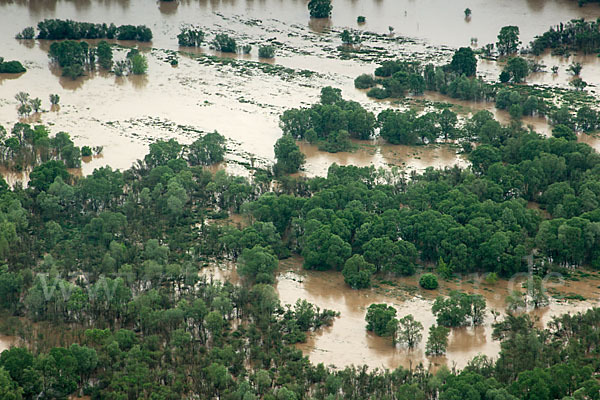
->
354;74;376;89
129;54;148;75
81;146;92;157
177;27;204;47
367;87;388;99
357;16;366;23
15;27;35;40
258;45;275;58
242;44;252;54
213;34;237;53
419;273;438;290
0;61;26;74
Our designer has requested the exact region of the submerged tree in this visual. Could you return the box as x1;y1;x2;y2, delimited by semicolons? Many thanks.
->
308;0;332;18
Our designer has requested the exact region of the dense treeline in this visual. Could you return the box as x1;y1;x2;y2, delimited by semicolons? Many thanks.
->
0;119;600;397
30;19;153;41
261;111;600;278
0;123;88;170
530;18;600;55
279;87;376;152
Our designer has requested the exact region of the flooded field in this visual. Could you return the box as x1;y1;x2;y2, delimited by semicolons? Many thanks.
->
202;255;600;370
1;0;600;181
3;0;600;375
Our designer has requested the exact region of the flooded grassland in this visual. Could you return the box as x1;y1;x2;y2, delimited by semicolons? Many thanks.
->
4;0;600;372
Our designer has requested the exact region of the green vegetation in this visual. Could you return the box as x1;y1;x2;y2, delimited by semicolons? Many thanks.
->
449;46;477;76
530;18;600;55
357;16;366;23
425;324;449;355
187;131;226;166
0;123;89;170
14;26;34;40
273;135;305;174
419;273;439;290
258;45;275;58
365;303;397;336
501;56;529;83
432;291;487;326
177;26;204;47
342;254;374;289
32;19;152;41
212;33;237;53
496;25;521;56
308;0;332;18
280;86;375;152
0;59;26;74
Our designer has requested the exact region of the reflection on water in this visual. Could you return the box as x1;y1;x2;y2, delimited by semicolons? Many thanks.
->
276;258;600;370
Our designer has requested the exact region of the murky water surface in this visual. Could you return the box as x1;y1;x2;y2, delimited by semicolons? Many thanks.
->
1;0;599;180
200;249;600;370
3;0;600;370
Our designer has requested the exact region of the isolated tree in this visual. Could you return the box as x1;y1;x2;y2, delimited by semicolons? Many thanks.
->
568;62;582;76
395;314;423;347
425;325;449;356
365;303;397;336
450;47;477;76
274;135;305;174
496;26;521;56
527;275;548;308
308;0;332;18
506;290;526;312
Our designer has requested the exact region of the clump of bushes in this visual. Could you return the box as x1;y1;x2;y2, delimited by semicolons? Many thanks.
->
259;45;275;58
212;34;237;53
354;74;375;89
419;273;439;290
0;58;26;74
177;27;204;47
15;27;35;39
34;19;152;41
357;16;366;23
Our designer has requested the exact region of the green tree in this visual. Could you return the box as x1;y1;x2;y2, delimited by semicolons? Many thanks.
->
365;303;397;336
425;325;449;356
187;131;226;166
308;0;332;18
238;245;278;284
450;47;477;76
274;135;305;174
96;40;113;70
496;26;521;56
342;254;374;289
503;57;529;83
419;273;439;290
395;314;423;347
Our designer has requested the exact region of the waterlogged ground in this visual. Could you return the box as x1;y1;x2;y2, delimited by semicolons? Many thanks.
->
4;0;600;371
202;254;600;370
2;0;600;178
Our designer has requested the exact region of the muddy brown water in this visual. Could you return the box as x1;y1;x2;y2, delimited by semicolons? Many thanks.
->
201;251;600;370
1;0;600;182
3;0;600;370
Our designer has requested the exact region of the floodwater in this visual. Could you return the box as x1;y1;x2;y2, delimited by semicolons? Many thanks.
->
0;335;18;353
201;235;600;371
275;256;600;370
1;0;599;182
2;0;600;371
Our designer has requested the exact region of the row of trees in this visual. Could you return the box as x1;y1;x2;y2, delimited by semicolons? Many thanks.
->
27;19;152;41
529;18;600;55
